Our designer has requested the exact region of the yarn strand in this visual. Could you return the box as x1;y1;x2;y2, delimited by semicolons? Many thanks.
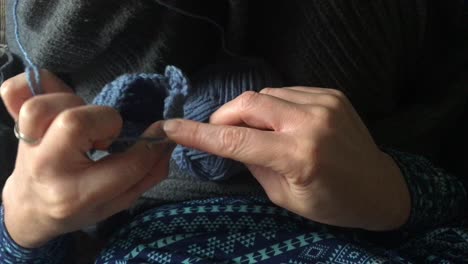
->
13;0;42;95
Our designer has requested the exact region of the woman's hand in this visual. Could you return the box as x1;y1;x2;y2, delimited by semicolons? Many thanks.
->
0;70;173;248
163;87;411;231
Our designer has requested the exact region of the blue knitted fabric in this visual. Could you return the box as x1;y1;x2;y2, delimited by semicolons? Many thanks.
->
173;59;283;181
2;150;468;263
93;66;187;149
93;59;282;181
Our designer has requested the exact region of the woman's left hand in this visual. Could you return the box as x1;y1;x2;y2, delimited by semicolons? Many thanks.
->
163;87;411;231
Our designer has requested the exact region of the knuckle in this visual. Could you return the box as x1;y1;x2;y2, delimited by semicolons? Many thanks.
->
239;91;260;111
49;204;76;220
312;106;334;124
288;140;320;183
55;109;89;136
260;87;275;95
220;128;246;155
323;94;343;110
0;79;14;97
19;97;49;122
296;106;313;123
328;89;346;98
46;187;79;220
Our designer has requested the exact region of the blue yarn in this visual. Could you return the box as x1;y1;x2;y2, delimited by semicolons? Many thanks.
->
163;66;190;119
13;0;284;181
92;66;189;152
13;0;42;96
170;59;283;181
92;59;282;181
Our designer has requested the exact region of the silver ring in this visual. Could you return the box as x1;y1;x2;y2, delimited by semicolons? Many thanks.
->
14;122;41;145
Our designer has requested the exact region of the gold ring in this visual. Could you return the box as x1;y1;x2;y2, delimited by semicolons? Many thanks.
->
14;122;41;145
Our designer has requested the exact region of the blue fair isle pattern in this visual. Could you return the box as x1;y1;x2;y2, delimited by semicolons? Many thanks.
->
96;197;393;264
1;197;467;264
0;207;70;264
92;197;468;264
1;150;468;263
385;149;467;232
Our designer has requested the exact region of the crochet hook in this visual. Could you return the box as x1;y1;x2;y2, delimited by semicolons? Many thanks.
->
115;137;168;143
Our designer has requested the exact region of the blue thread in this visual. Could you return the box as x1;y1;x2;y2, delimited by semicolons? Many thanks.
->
13;0;42;95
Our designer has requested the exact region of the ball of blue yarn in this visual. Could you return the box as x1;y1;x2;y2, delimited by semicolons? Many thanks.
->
171;58;283;181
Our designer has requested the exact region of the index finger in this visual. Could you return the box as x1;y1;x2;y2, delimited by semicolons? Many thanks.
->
0;70;73;120
163;119;293;168
209;91;300;131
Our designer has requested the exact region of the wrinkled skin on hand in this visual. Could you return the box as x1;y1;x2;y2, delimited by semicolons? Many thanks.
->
1;70;174;248
164;87;411;231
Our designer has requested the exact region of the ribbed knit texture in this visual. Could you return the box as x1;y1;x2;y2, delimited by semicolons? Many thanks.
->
171;59;282;181
92;70;174;146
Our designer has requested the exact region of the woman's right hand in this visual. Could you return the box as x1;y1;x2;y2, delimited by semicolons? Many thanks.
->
0;70;173;248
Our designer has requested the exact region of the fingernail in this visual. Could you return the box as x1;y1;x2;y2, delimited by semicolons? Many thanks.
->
163;120;180;134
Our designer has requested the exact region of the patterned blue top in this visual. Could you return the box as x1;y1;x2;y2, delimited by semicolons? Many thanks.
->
0;150;467;263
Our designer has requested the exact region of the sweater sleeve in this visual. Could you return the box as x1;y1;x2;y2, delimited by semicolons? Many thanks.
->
0;206;71;264
384;149;467;232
